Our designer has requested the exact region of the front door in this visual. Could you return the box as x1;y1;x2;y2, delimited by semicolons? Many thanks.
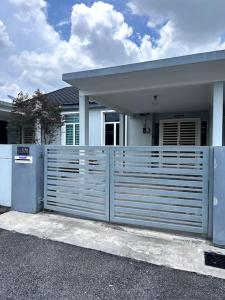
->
0;121;8;144
159;118;201;146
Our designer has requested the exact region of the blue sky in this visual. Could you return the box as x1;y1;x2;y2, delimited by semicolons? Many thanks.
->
46;0;157;46
0;0;225;100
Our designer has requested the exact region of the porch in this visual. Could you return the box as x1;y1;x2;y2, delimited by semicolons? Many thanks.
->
63;50;225;147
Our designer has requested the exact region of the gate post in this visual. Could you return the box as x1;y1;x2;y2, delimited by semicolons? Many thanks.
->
11;144;44;213
213;147;225;247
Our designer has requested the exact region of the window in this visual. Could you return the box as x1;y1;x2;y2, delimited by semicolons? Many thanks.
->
103;112;120;146
65;114;79;145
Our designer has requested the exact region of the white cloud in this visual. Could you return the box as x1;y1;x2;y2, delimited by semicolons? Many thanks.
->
0;0;225;102
128;0;225;55
0;20;13;49
56;19;71;27
70;2;139;65
0;1;144;101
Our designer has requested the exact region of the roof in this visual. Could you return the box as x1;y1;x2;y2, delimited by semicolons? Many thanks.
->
62;50;225;114
0;100;12;111
63;50;225;83
46;86;79;105
46;86;101;108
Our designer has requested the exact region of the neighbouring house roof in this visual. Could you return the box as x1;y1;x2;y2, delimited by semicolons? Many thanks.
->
0;100;12;111
46;86;79;105
0;100;12;120
62;50;225;114
46;86;103;110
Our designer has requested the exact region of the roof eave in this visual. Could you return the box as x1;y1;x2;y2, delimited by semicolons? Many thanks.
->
62;50;225;84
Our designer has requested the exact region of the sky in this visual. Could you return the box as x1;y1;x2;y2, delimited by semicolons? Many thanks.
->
0;0;225;101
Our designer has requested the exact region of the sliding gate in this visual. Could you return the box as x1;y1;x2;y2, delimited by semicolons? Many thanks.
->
44;146;110;221
45;146;209;235
110;147;209;234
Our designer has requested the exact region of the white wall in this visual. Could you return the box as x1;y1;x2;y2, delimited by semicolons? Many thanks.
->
0;145;12;207
89;109;102;146
127;114;153;146
53;109;154;146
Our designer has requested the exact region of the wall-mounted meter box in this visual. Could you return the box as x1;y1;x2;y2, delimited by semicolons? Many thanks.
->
12;145;44;213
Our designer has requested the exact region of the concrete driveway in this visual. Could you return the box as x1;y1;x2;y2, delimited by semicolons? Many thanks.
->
0;229;225;300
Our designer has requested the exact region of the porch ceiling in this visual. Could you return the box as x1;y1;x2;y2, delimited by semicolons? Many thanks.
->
90;83;212;114
63;50;225;114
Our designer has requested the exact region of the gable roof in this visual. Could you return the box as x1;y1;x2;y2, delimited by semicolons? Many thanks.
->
46;86;101;108
46;86;79;105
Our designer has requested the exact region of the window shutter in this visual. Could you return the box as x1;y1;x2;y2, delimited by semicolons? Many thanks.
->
160;121;179;145
179;120;199;145
23;127;35;144
160;119;200;146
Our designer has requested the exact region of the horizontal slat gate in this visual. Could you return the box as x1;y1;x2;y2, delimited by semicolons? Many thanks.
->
110;147;209;234
44;146;109;221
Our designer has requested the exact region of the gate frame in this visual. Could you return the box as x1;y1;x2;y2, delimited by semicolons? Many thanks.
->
109;146;210;236
44;145;110;222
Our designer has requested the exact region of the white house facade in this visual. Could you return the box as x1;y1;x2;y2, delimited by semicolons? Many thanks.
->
62;50;225;148
1;51;225;148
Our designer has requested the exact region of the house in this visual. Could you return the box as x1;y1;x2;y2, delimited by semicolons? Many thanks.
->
0;87;121;146
2;50;225;246
2;50;225;148
62;50;225;147
0;100;18;144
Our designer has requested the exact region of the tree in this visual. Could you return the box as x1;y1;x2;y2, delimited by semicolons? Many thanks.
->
10;89;64;144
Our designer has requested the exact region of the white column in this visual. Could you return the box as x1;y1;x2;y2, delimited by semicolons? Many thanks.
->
119;114;125;146
79;93;89;146
212;82;224;146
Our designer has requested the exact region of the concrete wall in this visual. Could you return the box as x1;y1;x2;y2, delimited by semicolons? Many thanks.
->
127;114;153;146
0;145;12;207
89;109;102;146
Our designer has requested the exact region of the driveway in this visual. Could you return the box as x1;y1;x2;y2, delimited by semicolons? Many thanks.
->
0;229;225;300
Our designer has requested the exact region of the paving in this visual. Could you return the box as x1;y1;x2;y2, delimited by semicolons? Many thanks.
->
1;211;225;279
0;229;225;300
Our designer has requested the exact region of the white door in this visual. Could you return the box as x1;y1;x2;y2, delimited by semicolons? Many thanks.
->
159;118;201;146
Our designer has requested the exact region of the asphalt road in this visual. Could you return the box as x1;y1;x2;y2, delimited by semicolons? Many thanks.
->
0;229;225;300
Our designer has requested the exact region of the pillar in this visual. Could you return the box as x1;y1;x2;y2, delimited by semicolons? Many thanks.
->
79;93;89;146
212;82;224;146
119;114;125;146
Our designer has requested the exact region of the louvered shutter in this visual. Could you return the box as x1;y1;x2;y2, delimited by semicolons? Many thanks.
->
160;121;179;145
159;119;200;146
23;127;35;144
179;120;199;145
